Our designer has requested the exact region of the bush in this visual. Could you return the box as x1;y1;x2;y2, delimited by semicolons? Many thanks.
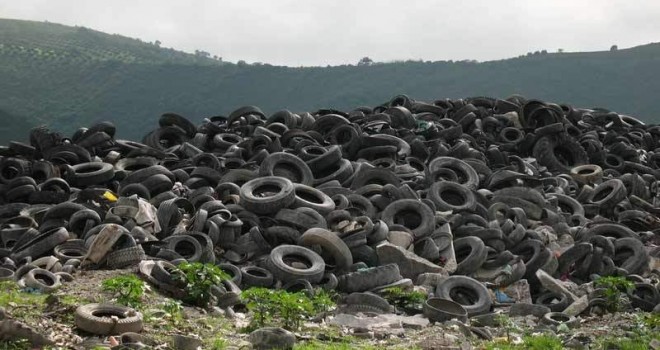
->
594;276;635;312
242;287;336;331
380;287;425;313
102;274;145;308
173;262;230;307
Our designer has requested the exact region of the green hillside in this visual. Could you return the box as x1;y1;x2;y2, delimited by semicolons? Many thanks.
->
1;18;660;142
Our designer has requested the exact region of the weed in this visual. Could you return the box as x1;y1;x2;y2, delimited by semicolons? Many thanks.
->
380;286;426;313
101;274;145;308
207;336;228;350
594;276;635;312
241;287;336;331
484;333;562;350
162;298;184;325
173;262;230;308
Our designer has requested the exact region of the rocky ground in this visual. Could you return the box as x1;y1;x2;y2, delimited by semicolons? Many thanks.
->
1;268;659;350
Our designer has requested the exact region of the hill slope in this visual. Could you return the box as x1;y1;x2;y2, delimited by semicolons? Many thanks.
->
1;18;660;141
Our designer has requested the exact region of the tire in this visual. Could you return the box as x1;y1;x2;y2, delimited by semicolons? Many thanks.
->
69;162;115;187
533;134;588;173
428;181;476;212
453;237;488;275
590;179;627;213
240;176;296;215
629;283;660;311
312;159;354;186
24;268;61;292
535;292;570;312
11;227;69;262
240;266;274;288
435;276;492;316
106;245;146;269
164;235;203;263
423;297;468;323
291;184;335;215
570;164;603;184
381;199;435;239
75;303;143;335
613;237;649;275
427;157;479;190
218;263;242;286
337;263;403;293
299;228;353;271
259;152;314;186
558;243;593;274
0;267;15;281
510;239;551;282
342;292;394;314
540;312;578;329
151;260;181;285
266;245;325;284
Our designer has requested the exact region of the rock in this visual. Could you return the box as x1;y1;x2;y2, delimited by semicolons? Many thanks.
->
436;223;458;274
417;273;448;292
488;279;532;304
381;314;430;329
509;303;550;318
329;313;429;330
172;334;202;350
536;269;578;302
0;317;54;346
377;242;447;280
649;338;660;350
563;295;589;317
249;327;296;350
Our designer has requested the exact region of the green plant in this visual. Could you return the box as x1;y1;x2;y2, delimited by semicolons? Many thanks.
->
173;262;230;307
594;276;635;312
484;334;562;350
101;274;145;308
162;298;184;324
494;313;519;342
380;287;426;312
241;287;336;331
207;337;228;350
241;287;274;329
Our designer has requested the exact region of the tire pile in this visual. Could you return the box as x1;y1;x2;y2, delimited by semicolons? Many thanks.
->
1;94;659;333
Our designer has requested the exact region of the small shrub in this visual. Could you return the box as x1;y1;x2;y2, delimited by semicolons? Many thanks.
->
241;287;336;331
173;262;230;307
484;334;562;350
594;276;635;312
381;287;426;313
162;298;184;324
101;274;145;308
207;336;228;350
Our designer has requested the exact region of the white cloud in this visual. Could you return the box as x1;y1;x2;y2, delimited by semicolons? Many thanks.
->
1;0;659;66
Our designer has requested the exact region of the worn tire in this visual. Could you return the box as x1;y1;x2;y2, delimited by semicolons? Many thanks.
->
240;176;296;215
75;303;143;335
299;228;353;271
435;275;492;316
266;245;325;284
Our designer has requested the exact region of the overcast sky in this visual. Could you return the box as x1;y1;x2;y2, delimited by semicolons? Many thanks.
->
2;0;660;66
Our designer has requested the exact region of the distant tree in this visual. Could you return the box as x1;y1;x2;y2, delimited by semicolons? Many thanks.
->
237;60;247;67
610;45;618;52
541;49;548;54
194;50;210;58
357;57;374;66
154;40;161;47
558;48;564;53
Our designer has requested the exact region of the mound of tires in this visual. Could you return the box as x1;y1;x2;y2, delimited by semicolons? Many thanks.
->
1;94;659;326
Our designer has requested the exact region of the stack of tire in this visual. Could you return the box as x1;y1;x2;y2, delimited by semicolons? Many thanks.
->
0;94;658;322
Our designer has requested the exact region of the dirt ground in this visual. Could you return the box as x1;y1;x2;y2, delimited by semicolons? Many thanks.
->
1;268;658;349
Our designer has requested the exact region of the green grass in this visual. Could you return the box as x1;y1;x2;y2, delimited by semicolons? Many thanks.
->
484;334;563;350
294;340;378;350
